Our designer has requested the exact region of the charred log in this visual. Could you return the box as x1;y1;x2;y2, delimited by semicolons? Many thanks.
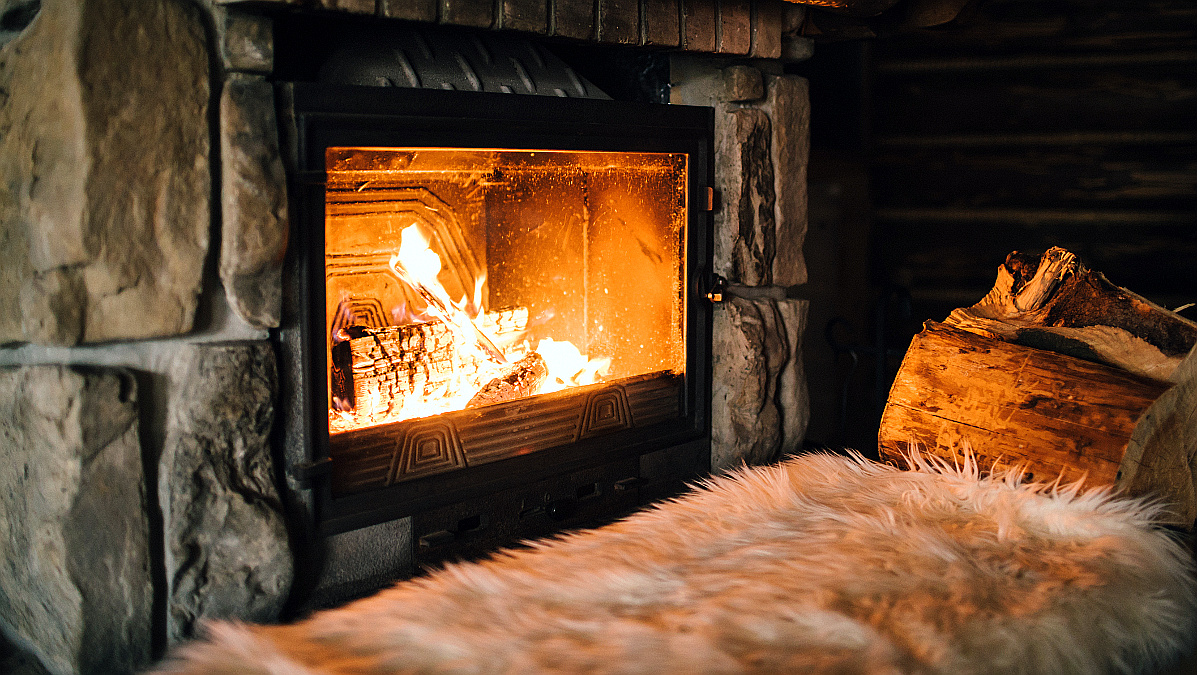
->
467;352;549;409
330;308;530;423
340;321;461;420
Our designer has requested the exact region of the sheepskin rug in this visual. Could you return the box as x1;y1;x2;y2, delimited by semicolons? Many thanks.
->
154;452;1195;674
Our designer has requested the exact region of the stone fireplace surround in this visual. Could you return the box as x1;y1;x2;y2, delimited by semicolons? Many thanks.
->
0;0;811;672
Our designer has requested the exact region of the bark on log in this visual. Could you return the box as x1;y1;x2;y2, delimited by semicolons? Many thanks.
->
946;247;1196;382
879;321;1170;489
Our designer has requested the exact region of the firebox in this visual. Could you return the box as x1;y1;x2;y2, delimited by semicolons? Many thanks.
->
280;80;713;588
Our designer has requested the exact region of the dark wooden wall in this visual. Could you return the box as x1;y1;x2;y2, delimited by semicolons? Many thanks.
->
871;0;1197;326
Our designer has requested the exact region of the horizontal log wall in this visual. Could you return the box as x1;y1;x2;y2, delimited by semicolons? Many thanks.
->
869;0;1197;322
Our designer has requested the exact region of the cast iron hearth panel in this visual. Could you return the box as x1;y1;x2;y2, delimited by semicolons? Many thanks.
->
329;371;683;494
456;405;584;464
622;375;683;424
579;388;633;438
391;419;468;481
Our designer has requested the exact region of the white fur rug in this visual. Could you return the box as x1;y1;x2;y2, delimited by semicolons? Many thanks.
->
155;452;1195;674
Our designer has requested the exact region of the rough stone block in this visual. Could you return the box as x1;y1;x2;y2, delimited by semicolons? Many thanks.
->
0;183;29;344
671;61;779;286
668;54;718;105
159;341;292;645
722;64;763;102
382;0;437;21
715;106;776;286
0;366;152;675
781;2;805;33
777;298;810;455
220;74;288;329
18;267;85;345
712;297;792;469
217;8;273;73
763;74;810;286
717;0;750;55
0;0;210;345
781;35;815;62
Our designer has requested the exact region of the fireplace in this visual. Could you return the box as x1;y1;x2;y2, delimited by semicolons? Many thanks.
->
323;145;693;486
282;81;714;563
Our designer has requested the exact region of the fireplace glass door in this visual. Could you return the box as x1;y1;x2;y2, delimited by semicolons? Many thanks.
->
323;147;690;494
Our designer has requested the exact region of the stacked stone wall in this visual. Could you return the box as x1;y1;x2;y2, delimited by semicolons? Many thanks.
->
673;58;811;470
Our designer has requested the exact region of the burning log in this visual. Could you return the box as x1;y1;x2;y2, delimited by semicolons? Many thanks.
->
332;321;461;419
330;308;530;424
467;352;549;408
388;224;506;363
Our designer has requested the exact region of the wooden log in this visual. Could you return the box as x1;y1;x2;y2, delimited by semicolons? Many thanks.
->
335;320;460;420
879;321;1171;489
1116;346;1196;526
467;352;549;408
330;307;531;420
946;247;1196;382
883;247;1196;527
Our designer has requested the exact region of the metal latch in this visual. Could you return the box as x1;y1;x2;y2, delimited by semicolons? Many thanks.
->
706;275;727;303
290;457;332;488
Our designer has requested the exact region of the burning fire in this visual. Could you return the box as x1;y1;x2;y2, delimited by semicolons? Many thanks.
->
389;226;508;363
535;338;611;393
329;224;610;434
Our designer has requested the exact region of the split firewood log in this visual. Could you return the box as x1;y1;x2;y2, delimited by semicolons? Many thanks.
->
467;352;549;408
945;247;1195;383
880;248;1196;527
1116;346;1196;525
331;321;460;418
879;321;1170;487
330;307;531;420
